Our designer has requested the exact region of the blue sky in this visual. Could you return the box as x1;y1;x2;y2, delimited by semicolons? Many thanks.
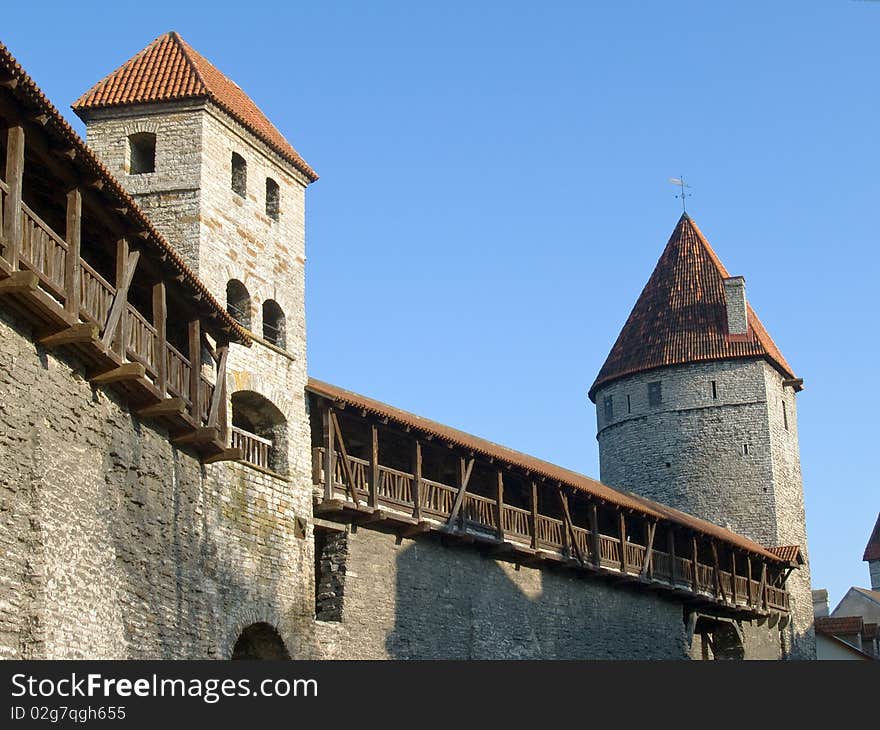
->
4;1;877;607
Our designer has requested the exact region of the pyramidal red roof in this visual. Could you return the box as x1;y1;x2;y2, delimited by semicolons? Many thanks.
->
589;214;796;399
864;513;880;561
72;31;317;182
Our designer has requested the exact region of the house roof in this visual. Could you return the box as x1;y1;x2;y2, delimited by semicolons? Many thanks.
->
0;41;250;345
815;616;864;636
863;513;880;561
852;587;880;605
307;377;790;563
589;213;797;400
767;545;805;566
72;31;317;182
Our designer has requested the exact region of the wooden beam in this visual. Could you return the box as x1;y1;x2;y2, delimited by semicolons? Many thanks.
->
692;536;699;592
0;270;38;295
668;528;677;585
747;556;753;607
411;438;422;520
558;487;584;564
152;281;167;396
530;480;539;549
3;125;25;268
731;552;738;604
205;345;228;427
201;447;243;464
137;397;186;418
101;247;140;348
589;502;601;567
368;424;379;509
711;541;726;602
496;470;505;541
38;322;98;348
640;520;656;579
172;426;220;446
187;318;201;422
446;457;475;527
758;563;768;611
64;188;81;317
89;362;145;384
619;512;628;573
329;410;360;507
323;406;334;500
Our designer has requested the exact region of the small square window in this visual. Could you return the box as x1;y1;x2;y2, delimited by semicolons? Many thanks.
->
648;381;662;407
128;132;156;174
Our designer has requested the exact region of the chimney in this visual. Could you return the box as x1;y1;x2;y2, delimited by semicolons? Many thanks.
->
812;589;829;618
723;276;748;335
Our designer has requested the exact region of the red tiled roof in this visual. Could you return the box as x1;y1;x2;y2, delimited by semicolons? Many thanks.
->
863;513;880;561
0;41;250;345
589;214;796;400
72;31;317;182
767;545;805;565
307;378;788;562
815;616;864;636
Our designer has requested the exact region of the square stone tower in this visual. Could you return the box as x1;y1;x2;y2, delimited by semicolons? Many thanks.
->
73;32;320;647
589;213;814;659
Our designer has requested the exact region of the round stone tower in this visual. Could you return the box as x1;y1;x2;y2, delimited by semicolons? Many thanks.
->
589;213;814;659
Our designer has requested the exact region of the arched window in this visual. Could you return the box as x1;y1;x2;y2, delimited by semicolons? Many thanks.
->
231;390;287;474
265;177;280;221
231;623;290;660
231;152;247;197
128;132;156;174
262;299;285;348
226;279;251;330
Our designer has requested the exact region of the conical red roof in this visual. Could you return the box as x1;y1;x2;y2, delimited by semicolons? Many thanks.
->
73;31;317;182
589;214;796;399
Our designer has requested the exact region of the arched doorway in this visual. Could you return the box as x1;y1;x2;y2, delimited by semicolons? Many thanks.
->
231;390;287;474
231;622;290;660
693;616;745;660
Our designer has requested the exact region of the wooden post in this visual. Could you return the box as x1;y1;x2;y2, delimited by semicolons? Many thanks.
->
218;368;228;443
152;281;167;396
530;480;539;549
323;406;334;500
206;344;228;427
731;552;738;605
447;457;474;528
3;125;24;268
747;556;754;607
641;519;656;579
668;528;677;585
692;535;699;592
411;438;422;520
187;317;201;422
619;512;628;573
589;503;601;567
710;541;724;601
368;423;379;509
495;470;504;541
64;187;81;316
110;239;128;354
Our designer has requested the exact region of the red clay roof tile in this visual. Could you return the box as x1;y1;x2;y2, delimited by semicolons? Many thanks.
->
589;214;796;400
815;616;864;636
72;31;317;182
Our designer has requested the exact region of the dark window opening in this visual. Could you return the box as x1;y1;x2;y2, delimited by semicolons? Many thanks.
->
603;395;614;423
266;177;280;221
648;381;662;407
128;132;156;174
711;380;718;399
782;401;789;430
262;299;286;348
231;623;290;660
626;394;631;414
226;279;251;330
231;152;247;197
741;444;750;456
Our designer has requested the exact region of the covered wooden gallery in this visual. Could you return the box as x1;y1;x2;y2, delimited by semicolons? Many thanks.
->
308;379;802;621
0;42;250;459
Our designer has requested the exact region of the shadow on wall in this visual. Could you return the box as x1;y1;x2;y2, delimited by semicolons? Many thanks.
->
382;537;690;660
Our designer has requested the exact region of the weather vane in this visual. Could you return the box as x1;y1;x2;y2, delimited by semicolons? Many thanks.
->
669;176;691;213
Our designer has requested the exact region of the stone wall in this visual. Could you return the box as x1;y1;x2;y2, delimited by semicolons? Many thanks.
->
0;308;314;659
593;358;814;658
315;526;692;659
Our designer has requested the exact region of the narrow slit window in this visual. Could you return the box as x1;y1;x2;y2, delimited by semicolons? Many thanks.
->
742;444;750;456
782;401;789;430
266;177;280;221
711;380;718;399
128;132;156;174
648;381;662;407
626;394;631;414
232;152;247;197
604;395;614;423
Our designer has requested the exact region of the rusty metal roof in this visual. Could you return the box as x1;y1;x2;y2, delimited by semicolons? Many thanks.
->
72;31;317;182
0;40;251;346
589;213;796;400
307;377;788;562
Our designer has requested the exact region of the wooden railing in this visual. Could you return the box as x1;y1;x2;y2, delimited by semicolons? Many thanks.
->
311;447;792;614
125;305;158;376
19;202;67;299
198;376;215;425
165;343;191;403
231;426;272;470
79;259;115;326
0;178;7;249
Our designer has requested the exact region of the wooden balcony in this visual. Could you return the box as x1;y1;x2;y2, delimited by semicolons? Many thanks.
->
231;426;273;471
312;446;791;617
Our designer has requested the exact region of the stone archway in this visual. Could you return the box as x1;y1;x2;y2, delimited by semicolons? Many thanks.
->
231;622;291;660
